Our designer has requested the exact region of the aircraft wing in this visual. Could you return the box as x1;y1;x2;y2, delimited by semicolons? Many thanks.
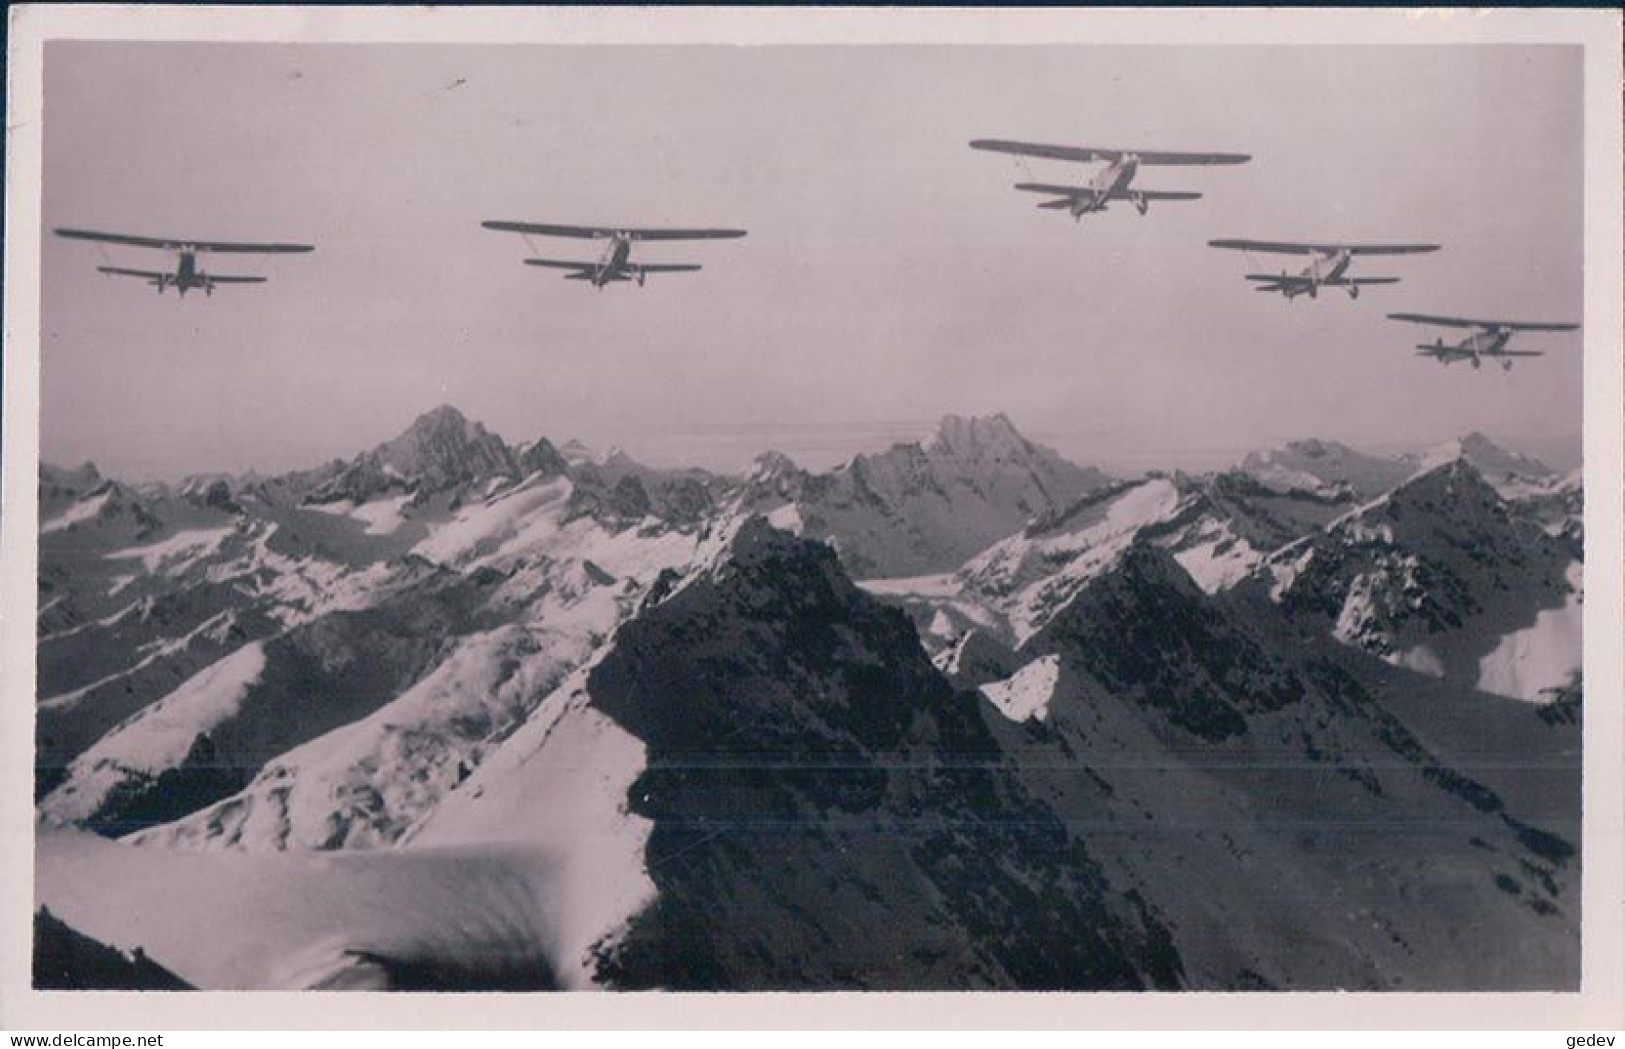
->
96;265;167;280
1389;312;1577;332
972;140;1120;163
1013;183;1090;197
1128;151;1249;166
1212;239;1439;256
523;258;596;271
973;141;1247;165
204;274;269;284
1486;350;1547;357
191;241;311;254
487;221;744;241
627;263;702;274
1110;189;1202;202
59;228;311;253
624;228;744;242
1014;184;1201;202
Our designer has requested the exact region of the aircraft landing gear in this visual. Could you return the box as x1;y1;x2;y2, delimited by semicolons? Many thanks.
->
636;272;646;288
1471;357;1481;369
1502;359;1514;372
1134;194;1148;217
1347;285;1360;300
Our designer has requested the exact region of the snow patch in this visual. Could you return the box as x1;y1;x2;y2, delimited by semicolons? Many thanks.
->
1477;561;1584;703
979;655;1061;723
1173;522;1263;595
36;830;570;990
857;573;962;600
107;527;236;576
42;643;268;824
42;491;112;533
407;660;656;988
1394;645;1445;678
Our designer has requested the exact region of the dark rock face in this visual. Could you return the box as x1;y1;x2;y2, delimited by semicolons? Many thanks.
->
34;908;192;990
1026;541;1302;741
308;405;521;506
588;519;1183;990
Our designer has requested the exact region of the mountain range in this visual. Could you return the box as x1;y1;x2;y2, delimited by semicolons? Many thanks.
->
33;406;1583;991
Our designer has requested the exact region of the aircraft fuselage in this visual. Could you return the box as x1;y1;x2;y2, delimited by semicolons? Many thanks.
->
1072;155;1140;217
1422;328;1513;369
591;235;636;288
1277;250;1353;300
155;251;217;297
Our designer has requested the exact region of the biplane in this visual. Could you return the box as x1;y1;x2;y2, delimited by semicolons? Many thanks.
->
481;222;747;289
1207;239;1439;300
1388;313;1579;370
54;228;314;297
968;140;1250;219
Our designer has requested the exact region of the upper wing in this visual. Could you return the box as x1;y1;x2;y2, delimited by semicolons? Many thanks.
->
1388;313;1576;331
489;222;610;239
1212;239;1439;256
57;228;312;253
972;140;1247;165
1125;150;1249;166
972;140;1119;164
624;228;745;242
192;241;312;254
486;221;744;241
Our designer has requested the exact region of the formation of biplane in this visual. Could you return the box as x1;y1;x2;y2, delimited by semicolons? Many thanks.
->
52;133;1577;373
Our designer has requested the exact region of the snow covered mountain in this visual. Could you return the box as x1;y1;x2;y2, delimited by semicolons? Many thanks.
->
1253;459;1580;702
33;412;1583;990
992;539;1578;989
1411;432;1557;498
307;404;522;506
734;413;1111;578
1240;438;1416;499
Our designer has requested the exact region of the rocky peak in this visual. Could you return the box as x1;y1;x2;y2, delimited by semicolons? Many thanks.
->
927;412;1034;463
1418;432;1553;481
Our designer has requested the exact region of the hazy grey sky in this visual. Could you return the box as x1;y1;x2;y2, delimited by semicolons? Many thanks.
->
40;43;1583;479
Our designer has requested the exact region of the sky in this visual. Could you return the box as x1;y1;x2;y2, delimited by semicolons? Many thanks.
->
38;42;1584;480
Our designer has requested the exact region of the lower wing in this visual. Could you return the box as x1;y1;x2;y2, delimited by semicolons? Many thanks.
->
524;258;596;273
97;265;167;281
1015;183;1090;197
1109;189;1201;202
205;274;268;285
626;263;701;275
1013;184;1200;203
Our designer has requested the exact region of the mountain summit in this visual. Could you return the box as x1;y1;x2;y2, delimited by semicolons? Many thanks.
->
737;413;1112;577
